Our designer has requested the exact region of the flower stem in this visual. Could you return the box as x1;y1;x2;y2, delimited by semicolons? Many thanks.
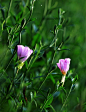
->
61;75;66;86
61;83;73;111
38;69;55;92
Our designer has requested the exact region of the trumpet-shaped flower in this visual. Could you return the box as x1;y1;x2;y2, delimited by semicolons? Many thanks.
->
57;58;71;86
57;58;71;75
17;45;33;63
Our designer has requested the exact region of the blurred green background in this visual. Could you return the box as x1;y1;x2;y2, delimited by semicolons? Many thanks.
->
0;0;86;112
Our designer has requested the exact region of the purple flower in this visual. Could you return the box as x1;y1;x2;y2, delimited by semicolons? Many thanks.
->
57;58;71;75
17;45;33;62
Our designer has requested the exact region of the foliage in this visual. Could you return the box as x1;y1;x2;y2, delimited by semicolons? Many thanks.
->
0;0;86;112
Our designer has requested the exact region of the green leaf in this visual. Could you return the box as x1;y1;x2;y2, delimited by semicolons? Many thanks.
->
25;61;28;69
77;97;80;103
21;19;26;28
16;11;23;22
44;95;53;108
32;33;42;47
50;74;55;84
72;74;78;84
57;24;62;29
1;8;5;19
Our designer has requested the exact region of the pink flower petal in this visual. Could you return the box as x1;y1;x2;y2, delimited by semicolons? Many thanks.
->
17;45;33;62
17;45;24;58
64;58;71;72
57;58;71;75
59;59;65;71
57;63;60;70
65;58;71;64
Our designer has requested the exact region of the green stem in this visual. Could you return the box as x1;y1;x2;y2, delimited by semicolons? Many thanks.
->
61;83;73;111
52;30;58;64
19;31;21;44
27;45;42;73
50;105;56;112
40;82;61;112
6;0;13;23
0;48;16;79
38;69;56;92
11;0;36;36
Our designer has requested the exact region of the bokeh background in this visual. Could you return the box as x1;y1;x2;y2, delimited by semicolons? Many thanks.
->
0;0;86;112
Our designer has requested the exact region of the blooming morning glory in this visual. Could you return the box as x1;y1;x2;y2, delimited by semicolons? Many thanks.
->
17;45;33;63
57;58;71;86
57;58;71;75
